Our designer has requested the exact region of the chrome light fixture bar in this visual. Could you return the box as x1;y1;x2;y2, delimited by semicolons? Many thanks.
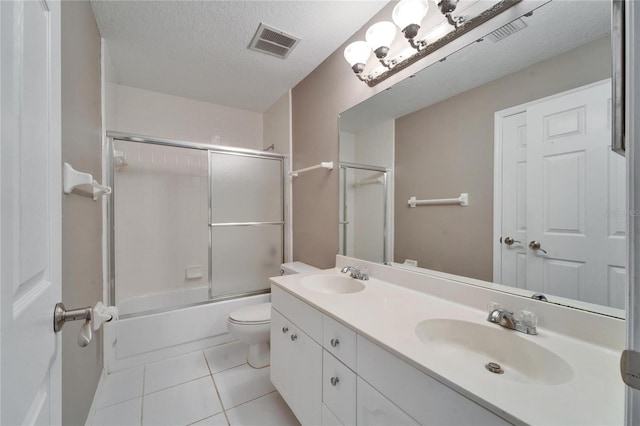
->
345;0;522;87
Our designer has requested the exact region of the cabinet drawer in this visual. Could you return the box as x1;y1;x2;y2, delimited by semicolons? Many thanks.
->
323;315;356;370
271;285;322;342
357;377;418;426
323;351;356;426
357;336;511;425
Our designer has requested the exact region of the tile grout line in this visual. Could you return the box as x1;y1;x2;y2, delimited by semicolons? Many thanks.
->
223;389;278;412
202;350;231;426
203;342;248;375
140;366;146;426
93;368;145;411
142;372;212;397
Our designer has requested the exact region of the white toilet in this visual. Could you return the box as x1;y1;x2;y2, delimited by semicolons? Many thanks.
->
227;262;319;368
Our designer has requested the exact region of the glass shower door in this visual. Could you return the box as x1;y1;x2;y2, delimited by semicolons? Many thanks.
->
339;164;388;263
209;151;284;298
113;140;210;316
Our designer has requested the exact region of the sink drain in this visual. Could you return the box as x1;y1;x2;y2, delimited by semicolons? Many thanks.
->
485;362;504;374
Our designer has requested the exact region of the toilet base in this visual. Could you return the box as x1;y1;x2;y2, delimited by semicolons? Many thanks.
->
247;342;270;369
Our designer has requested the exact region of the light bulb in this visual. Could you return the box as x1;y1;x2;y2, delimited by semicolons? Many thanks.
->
392;0;430;32
343;41;371;73
365;21;397;58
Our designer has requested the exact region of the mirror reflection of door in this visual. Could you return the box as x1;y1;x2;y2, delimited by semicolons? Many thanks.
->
498;80;626;308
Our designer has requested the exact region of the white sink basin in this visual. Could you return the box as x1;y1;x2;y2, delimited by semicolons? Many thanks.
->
300;275;365;294
414;319;573;385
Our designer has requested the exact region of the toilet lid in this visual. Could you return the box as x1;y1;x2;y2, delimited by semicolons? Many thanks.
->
229;302;271;324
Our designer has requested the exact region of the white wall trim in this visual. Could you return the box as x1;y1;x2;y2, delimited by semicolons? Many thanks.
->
626;0;640;422
286;89;293;263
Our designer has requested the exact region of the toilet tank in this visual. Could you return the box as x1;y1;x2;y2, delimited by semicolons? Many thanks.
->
280;261;320;275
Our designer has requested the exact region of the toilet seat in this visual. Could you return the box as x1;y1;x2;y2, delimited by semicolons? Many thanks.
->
228;302;271;325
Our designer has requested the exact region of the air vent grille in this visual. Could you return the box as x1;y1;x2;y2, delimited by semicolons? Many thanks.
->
486;18;528;43
249;23;300;59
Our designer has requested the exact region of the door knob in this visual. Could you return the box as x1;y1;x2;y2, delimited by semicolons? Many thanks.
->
502;237;521;246
528;241;547;254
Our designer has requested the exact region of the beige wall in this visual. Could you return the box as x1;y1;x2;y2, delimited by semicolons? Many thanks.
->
290;1;537;268
61;1;103;424
291;2;417;268
263;92;291;155
263;92;293;261
394;36;611;280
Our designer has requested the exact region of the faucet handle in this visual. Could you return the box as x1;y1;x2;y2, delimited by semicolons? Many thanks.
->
360;267;369;280
487;302;501;313
518;309;537;328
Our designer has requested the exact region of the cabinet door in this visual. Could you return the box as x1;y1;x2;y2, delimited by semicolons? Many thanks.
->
271;307;322;425
270;309;292;403
357;377;418;426
323;351;356;425
289;323;322;425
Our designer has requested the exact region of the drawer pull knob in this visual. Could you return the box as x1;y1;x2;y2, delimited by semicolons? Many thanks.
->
290;334;297;341
282;326;289;334
330;338;340;348
330;376;340;386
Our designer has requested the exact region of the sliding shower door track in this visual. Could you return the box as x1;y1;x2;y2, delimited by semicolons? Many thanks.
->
209;222;285;227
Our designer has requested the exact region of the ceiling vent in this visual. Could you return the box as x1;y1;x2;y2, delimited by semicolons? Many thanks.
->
249;23;300;59
486;18;528;43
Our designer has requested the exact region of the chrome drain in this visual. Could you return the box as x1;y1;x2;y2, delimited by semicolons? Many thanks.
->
485;362;504;374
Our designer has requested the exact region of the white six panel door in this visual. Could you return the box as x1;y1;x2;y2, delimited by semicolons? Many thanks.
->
526;81;626;307
1;1;62;424
500;112;529;289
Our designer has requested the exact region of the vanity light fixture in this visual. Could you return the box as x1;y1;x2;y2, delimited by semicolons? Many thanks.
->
366;21;397;68
344;0;522;86
392;0;430;50
343;41;372;78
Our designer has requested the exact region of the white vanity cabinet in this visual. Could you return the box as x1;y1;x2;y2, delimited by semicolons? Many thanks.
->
357;336;511;426
271;286;511;426
270;308;322;425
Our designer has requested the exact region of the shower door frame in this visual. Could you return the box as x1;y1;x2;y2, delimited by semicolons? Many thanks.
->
105;132;286;318
339;161;390;264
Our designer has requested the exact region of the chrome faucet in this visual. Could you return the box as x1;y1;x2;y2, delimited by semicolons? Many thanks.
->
340;266;369;280
487;305;537;335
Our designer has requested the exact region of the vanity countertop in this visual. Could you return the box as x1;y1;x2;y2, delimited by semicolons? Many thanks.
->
270;266;624;426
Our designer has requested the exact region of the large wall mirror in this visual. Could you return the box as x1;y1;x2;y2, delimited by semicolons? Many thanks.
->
338;0;626;318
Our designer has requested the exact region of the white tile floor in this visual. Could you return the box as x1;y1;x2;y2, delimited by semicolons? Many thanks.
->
91;341;300;426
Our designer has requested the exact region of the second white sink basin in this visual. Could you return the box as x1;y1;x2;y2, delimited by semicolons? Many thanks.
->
300;275;365;294
415;319;573;385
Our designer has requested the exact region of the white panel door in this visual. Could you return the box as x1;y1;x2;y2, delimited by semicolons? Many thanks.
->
500;112;529;289
1;1;62;425
526;80;626;306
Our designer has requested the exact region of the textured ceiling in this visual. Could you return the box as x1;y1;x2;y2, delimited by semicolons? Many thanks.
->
340;0;611;132
91;0;389;112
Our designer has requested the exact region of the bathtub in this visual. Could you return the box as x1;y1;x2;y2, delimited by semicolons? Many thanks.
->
117;286;210;317
104;293;270;372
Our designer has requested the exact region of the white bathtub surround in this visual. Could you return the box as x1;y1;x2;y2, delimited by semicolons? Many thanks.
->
87;341;299;426
104;294;269;372
113;85;263;150
270;256;624;425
